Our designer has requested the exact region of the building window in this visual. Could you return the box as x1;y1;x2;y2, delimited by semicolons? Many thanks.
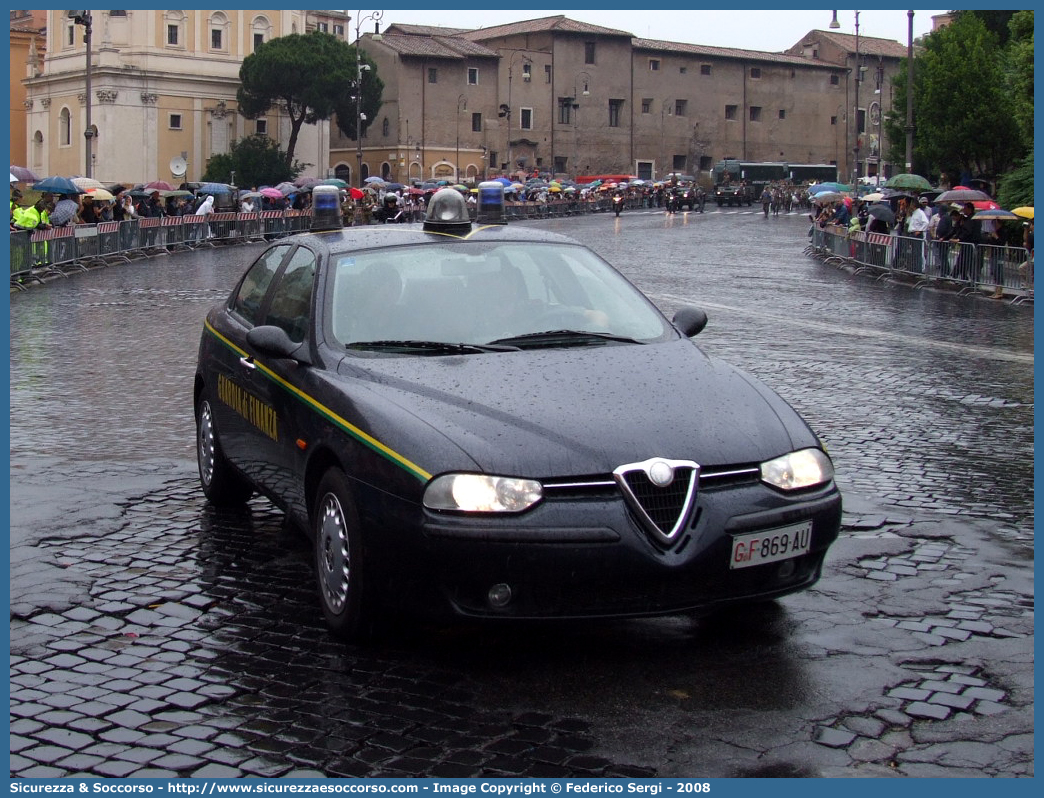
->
680;66;687;74
256;119;268;136
67;23;75;47
749;106;762;122
168;24;179;45
831;116;838;125
380;117;388;136
169;114;182;130
209;13;228;52
468;67;478;85
254;33;264;51
725;104;738;120
109;10;127;16
316;22;328;33
699;155;713;171
675;100;687;116
608;99;623;128
520;108;533;130
558;98;573;125
59;107;71;146
778;109;786;120
673;155;687;170
750;67;761;79
522;62;532;81
333;24;344;37
701;64;712;76
428;68;437;84
472;112;482;132
584;42;596;65
641;98;652;114
544;64;552;83
211;28;223;50
830;74;840;86
166;11;186;48
649;59;660;71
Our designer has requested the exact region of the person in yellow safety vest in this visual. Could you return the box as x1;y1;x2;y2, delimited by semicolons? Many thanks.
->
11;187;24;225
14;197;52;231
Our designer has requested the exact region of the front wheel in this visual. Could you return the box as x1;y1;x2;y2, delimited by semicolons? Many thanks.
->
196;396;253;505
313;468;375;641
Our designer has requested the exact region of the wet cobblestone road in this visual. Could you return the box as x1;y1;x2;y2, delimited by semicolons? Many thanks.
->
9;207;1034;778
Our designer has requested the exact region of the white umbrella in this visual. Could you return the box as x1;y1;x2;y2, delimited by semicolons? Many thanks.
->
71;176;106;191
10;172;17;183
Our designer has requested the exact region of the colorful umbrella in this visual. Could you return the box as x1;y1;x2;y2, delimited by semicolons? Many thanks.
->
260;187;284;199
884;173;933;192
198;182;232;194
275;182;298;196
144;180;175;191
972;209;1019;220
85;187;115;201
10;166;39;183
349;187;365;199
319;178;348;188
32;175;81;195
1011;207;1033;220
48;198;80;225
71;176;106;191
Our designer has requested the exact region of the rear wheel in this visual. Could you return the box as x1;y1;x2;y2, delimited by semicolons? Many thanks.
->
196;396;253;505
313;468;375;641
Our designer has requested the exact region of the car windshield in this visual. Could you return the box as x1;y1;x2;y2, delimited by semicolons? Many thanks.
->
327;241;673;351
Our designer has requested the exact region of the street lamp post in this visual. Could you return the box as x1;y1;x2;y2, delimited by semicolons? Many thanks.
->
872;60;884;186
456;94;467;182
830;10;862;186
69;11;93;178
660;99;671;181
905;10;915;172
573;72;590;178
505;52;531;177
353;10;383;186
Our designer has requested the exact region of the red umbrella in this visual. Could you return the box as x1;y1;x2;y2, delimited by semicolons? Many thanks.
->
349;187;365;199
144;180;175;191
971;200;1001;211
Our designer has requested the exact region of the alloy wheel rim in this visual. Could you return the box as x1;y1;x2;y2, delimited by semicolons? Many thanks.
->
198;402;216;485
318;494;350;612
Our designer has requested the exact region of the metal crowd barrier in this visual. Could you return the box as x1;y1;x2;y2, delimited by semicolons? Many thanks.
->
806;225;1031;303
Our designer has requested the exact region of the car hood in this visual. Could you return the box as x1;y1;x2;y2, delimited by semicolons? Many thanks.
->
334;339;819;477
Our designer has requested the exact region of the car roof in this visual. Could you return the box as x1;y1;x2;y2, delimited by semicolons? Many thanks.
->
283;222;582;257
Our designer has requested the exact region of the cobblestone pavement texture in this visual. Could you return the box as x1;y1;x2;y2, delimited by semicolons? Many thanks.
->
9;207;1034;778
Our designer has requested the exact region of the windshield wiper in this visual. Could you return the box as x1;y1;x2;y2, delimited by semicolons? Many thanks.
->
488;330;644;348
347;340;521;354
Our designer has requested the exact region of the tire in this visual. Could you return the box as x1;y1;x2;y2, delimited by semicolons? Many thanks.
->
313;468;375;641
196;396;253;505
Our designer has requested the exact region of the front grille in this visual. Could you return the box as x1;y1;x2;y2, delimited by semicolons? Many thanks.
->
620;468;695;536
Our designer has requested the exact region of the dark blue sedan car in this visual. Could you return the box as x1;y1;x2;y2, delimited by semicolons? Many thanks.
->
194;189;841;640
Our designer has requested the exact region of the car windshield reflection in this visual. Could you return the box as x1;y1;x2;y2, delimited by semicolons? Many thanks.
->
328;242;672;350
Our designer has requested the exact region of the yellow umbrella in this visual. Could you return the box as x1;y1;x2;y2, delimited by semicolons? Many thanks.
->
1011;206;1033;220
85;187;114;201
548;185;562;192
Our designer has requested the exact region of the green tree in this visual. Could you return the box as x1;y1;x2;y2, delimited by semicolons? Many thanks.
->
1004;10;1034;148
884;13;1023;182
237;32;383;167
201;134;306;188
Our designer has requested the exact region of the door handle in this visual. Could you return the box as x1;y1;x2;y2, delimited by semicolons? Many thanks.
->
238;356;256;371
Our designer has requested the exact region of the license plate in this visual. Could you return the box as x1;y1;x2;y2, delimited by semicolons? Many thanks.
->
730;521;812;570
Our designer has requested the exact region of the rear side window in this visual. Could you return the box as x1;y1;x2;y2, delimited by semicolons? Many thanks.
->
232;245;290;325
266;248;317;343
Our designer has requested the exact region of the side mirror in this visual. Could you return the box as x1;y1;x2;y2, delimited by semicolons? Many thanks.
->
672;306;708;338
246;325;311;364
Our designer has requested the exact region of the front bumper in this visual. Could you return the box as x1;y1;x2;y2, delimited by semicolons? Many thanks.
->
379;481;842;620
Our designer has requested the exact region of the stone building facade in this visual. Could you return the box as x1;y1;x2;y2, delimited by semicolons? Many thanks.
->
15;11;912;187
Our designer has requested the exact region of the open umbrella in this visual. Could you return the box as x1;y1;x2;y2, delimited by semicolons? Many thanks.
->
319;178;348;188
260;187;284;199
198;182;232;194
144;180;175;191
493;177;513;187
935;188;990;203
48;198;80;226
867;204;896;225
810;181;848;194
861;192;885;202
275;181;298;196
349;187;365;200
364;176;386;184
294;176;321;188
85;187;115;201
972;209;1019;221
811;191;843;204
971;199;1001;211
10;166;39;183
159;189;194;199
1011;207;1033;220
239;191;263;200
885;173;932;192
10;172;17;183
71;176;105;191
32;175;81;195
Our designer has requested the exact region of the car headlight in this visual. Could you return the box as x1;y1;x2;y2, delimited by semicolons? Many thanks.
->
760;448;834;491
424;474;543;513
